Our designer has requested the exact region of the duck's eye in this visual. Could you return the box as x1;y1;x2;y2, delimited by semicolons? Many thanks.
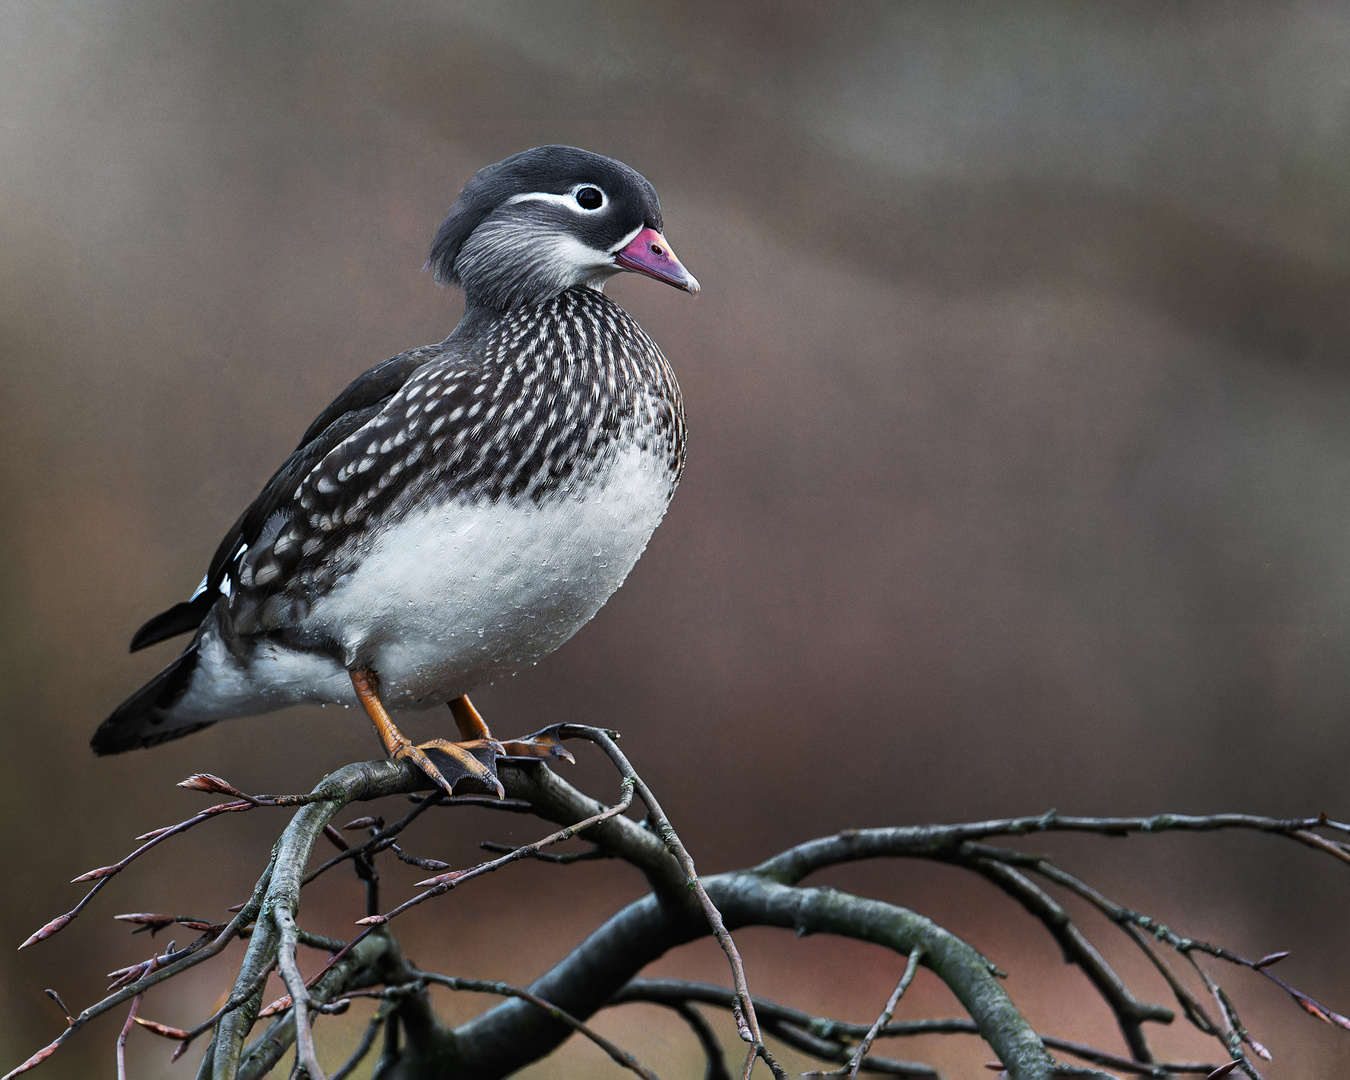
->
574;186;604;211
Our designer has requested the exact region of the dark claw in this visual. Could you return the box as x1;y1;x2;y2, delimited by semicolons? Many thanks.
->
421;742;504;797
498;724;576;764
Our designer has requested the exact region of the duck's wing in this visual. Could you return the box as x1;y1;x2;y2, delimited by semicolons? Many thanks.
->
128;345;443;652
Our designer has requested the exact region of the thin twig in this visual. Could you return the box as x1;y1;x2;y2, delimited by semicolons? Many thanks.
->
275;905;323;1079
1291;828;1350;868
19;773;330;953
753;812;1350;887
1185;952;1266;1065
559;725;787;1080
478;839;608;863
174;958;278;1046
329;1008;385;1080
1024;858;1338;1074
19;800;256;950
613;978;974;1040
352;777;635;930
669;1002;733;1080
233;930;393;1080
408;970;659;1079
765;1017;938;1078
301;790;445;886
827;947;922;1077
116;995;141;1080
1039;1036;1219;1077
615;978;1224;1078
298;773;639;997
964;853;1167;1062
1;860;274;1080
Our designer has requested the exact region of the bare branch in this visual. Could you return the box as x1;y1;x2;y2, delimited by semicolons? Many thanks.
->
115;996;141;1080
11;749;1350;1080
451;872;1057;1078
964;856;1169;1061
813;947;923;1078
353;774;635;930
409;970;659;1080
556;724;786;1079
752;812;1350;886
328;1008;385;1080
234;931;394;1080
274;903;324;1080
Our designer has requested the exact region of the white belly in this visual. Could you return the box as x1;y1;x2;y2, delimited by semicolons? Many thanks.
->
294;443;673;708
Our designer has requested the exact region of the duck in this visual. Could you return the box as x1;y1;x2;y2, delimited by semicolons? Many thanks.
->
92;145;699;797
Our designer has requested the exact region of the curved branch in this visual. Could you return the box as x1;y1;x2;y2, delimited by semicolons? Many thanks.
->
752;813;1350;886
658;1002;732;1080
448;874;1057;1079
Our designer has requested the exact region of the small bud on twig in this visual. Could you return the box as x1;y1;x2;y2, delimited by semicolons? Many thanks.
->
70;865;118;883
256;994;294;1019
19;915;72;950
1;1035;62;1077
1253;951;1289;970
132;1017;190;1040
114;913;220;936
414;870;465;888
178;774;248;798
43;990;74;1025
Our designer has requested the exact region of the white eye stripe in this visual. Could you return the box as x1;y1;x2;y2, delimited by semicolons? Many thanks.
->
504;192;572;210
505;184;609;213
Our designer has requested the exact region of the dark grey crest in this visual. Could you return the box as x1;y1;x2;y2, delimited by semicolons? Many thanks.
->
428;145;664;289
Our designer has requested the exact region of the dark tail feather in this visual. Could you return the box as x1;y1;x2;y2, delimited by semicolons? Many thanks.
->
130;596;213;652
92;645;214;755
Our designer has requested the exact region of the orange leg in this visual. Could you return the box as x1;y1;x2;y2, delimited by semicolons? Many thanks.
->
351;671;504;798
450;694;577;764
449;695;493;740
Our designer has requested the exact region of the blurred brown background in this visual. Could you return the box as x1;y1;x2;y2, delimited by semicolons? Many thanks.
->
4;2;1350;1076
